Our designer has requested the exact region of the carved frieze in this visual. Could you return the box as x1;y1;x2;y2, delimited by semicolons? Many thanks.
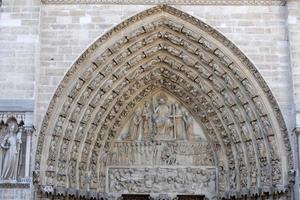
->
108;167;216;196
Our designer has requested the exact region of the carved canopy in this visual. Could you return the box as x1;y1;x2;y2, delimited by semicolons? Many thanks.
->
34;5;293;198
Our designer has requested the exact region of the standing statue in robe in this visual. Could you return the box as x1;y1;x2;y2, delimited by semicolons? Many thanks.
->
154;98;172;140
141;102;153;140
183;111;194;140
0;118;22;181
127;111;142;140
173;103;186;140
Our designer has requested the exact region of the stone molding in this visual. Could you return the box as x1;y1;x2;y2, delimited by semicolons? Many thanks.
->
0;111;34;127
0;179;31;189
38;187;291;199
0;99;34;112
41;0;286;6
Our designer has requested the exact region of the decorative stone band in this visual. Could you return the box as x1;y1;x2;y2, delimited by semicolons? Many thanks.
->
40;0;286;6
107;166;216;196
38;185;291;199
0;112;25;125
0;180;31;189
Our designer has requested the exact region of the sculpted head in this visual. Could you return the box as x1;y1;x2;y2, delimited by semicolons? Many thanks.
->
135;110;140;115
7;118;18;134
158;98;165;104
144;101;150;107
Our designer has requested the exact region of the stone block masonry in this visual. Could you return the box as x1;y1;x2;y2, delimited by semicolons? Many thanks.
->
0;0;40;100
287;1;300;114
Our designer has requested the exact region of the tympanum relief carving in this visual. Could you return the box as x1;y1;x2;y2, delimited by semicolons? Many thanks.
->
120;93;204;142
102;93;215;198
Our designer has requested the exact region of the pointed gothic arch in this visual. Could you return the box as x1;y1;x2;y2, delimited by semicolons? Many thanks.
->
34;5;294;199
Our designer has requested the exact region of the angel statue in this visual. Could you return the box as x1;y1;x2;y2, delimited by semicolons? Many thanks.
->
0;118;22;181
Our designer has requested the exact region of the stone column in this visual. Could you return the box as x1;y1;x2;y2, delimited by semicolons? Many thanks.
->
24;112;34;178
294;121;300;200
24;126;34;178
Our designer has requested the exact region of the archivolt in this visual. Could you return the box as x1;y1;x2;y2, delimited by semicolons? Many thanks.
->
35;5;293;198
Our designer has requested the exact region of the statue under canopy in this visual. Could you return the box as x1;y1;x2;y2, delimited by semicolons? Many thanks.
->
0;117;22;181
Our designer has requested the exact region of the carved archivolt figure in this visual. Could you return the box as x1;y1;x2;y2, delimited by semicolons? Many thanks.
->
0;118;22;181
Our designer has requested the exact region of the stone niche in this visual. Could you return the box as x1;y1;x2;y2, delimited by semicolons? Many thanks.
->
0;112;34;200
102;92;216;199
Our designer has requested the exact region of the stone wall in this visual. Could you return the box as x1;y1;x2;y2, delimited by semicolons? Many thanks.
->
0;188;31;200
0;0;40;99
287;1;300;124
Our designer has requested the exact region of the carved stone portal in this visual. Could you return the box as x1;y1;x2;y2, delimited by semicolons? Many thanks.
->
101;92;215;199
35;5;293;200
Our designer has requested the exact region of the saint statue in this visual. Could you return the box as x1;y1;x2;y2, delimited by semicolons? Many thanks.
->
0;118;22;181
183;111;194;140
127;111;142;140
141;102;153;140
172;103;186;140
153;98;172;140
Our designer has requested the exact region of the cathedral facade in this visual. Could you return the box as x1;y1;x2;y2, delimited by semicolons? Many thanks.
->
0;0;300;199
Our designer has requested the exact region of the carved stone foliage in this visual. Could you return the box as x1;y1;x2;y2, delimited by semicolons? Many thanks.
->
34;5;293;200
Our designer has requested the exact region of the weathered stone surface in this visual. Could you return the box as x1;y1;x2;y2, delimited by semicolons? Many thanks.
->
30;5;294;200
0;188;31;200
0;0;300;199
